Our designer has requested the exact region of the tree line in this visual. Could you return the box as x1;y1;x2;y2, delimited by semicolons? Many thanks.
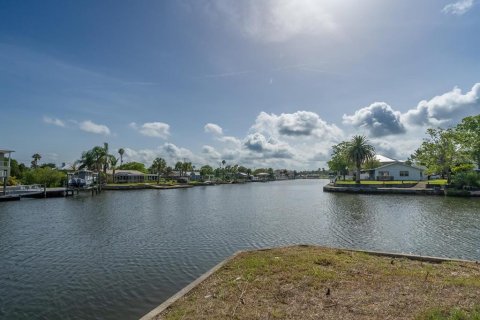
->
327;114;480;188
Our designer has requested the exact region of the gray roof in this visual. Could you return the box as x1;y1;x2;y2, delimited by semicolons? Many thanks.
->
0;149;14;153
374;162;424;171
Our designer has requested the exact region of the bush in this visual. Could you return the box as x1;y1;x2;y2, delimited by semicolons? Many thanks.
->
22;168;66;187
451;171;480;189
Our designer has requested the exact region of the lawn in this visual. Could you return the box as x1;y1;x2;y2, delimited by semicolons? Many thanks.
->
153;246;480;320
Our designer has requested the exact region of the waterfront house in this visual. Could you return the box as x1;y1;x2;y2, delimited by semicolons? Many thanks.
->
0;149;14;195
372;162;425;181
110;170;146;183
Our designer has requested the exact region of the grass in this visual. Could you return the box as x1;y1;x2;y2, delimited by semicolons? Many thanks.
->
417;306;480;320
154;246;480;320
427;179;448;185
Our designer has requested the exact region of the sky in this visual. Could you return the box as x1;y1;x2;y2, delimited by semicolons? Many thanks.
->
1;0;479;169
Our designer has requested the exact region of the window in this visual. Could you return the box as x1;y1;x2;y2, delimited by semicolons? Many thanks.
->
400;171;409;177
378;171;390;177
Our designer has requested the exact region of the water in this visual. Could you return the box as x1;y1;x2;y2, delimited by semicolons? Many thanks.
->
1;179;479;319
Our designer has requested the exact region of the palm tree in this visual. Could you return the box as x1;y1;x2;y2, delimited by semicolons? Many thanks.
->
31;153;42;168
110;157;118;183
118;148;125;165
346;135;376;184
152;157;167;184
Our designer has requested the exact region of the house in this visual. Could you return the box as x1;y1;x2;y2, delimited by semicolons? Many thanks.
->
372;162;425;181
0;149;14;195
109;170;146;183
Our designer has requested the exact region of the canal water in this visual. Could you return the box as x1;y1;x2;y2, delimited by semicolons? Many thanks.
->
1;179;479;319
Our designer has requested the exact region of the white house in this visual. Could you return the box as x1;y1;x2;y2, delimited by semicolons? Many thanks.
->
373;162;425;181
1;149;14;195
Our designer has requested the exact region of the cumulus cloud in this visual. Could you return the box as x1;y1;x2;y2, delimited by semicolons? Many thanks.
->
79;120;110;135
130;121;170;139
442;0;475;15
342;102;406;137
253;111;343;139
202;145;222;160
208;0;337;42
43;116;65;127
204;123;223;136
243;133;294;159
402;83;480;126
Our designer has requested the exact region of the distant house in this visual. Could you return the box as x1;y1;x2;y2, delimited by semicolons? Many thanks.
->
108;170;145;183
372;162;425;181
1;149;14;195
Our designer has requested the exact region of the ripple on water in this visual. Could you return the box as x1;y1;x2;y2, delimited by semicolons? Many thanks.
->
1;180;480;319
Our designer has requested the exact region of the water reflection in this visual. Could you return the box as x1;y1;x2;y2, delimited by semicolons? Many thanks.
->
1;180;479;320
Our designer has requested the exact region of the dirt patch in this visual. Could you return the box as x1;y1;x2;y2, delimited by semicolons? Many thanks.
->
153;246;480;320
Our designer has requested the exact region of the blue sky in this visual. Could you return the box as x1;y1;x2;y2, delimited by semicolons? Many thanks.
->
1;0;479;169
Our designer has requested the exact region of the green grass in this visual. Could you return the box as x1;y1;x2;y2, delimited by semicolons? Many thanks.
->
427;179;448;185
417;307;480;320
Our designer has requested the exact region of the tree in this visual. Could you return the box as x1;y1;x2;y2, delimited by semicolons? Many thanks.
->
327;141;350;180
151;157;167;184
118;162;148;173
200;165;214;178
411;128;461;183
346;135;375;184
455;115;480;168
31;153;41;168
118;148;125;165
110;157;118;183
175;161;183;176
23;167;66;187
182;162;193;177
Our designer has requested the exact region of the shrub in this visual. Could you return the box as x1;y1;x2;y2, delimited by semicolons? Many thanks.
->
451;171;480;189
22;168;66;187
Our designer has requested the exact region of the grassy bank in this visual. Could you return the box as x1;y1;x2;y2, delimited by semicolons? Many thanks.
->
154;246;480;320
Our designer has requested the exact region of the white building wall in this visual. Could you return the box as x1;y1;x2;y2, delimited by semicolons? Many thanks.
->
374;163;424;180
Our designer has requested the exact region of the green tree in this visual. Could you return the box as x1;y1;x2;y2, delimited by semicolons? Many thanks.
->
23;167;66;187
327;141;350;180
31;153;41;168
175;161;183;176
455;115;480;168
118;148;125;165
182;162;193;176
200;165;214;178
411;128;462;183
118;161;148;173
151;157;167;184
346;135;375;184
110;157;118;183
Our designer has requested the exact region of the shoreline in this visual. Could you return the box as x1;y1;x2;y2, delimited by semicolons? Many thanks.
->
141;245;480;320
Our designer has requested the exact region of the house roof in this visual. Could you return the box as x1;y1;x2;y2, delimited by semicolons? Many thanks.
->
0;149;15;154
108;169;145;176
374;162;424;171
375;154;397;163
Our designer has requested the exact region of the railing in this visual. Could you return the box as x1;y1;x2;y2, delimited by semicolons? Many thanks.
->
376;176;394;181
5;184;44;195
0;160;10;168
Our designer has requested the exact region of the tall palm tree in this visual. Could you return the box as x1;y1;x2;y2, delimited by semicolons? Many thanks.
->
152;157;167;184
346;135;376;184
118;148;125;165
110;156;118;183
31;153;42;168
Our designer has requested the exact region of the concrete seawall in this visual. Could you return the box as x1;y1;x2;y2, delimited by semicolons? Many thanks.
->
323;184;444;195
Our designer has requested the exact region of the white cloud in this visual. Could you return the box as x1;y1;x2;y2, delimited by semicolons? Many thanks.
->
253;111;343;139
342;102;406;137
442;0;475;15
402;83;480;127
202;145;222;160
204;123;223;136
79;120;111;135
243;133;294;159
209;0;337;42
130;121;170;139
43;116;65;127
